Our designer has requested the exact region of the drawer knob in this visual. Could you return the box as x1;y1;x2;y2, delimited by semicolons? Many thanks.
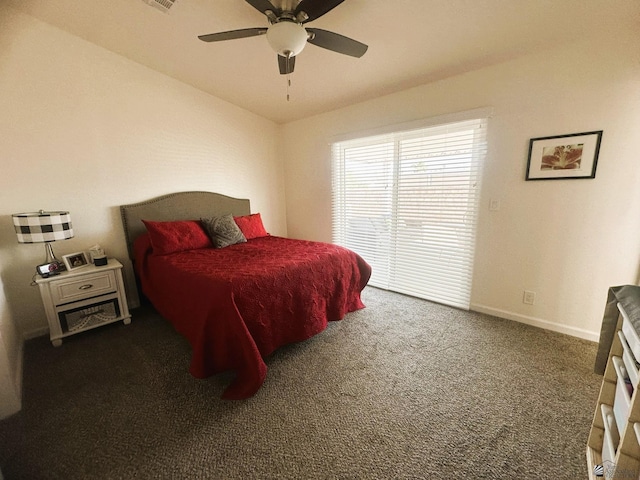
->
78;284;93;290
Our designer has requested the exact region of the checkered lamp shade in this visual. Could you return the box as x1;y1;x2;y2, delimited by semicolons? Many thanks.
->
12;211;74;244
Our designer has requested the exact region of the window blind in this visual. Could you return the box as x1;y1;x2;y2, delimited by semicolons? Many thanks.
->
332;117;487;309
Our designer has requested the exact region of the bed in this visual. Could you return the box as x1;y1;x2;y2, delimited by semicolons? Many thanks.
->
120;191;371;399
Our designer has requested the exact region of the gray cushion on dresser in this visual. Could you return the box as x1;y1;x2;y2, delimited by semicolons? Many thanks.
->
594;285;640;375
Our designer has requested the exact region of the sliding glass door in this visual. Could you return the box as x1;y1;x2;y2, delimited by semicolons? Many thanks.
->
332;117;487;309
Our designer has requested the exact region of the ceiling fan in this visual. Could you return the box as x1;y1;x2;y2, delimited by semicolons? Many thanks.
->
198;0;368;75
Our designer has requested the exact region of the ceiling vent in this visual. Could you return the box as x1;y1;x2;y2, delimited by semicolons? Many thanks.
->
142;0;176;14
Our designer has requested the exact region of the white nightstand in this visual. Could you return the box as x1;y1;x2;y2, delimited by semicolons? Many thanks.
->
35;258;131;346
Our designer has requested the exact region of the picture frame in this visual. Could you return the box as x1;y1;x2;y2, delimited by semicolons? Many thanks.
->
525;130;603;181
62;251;90;271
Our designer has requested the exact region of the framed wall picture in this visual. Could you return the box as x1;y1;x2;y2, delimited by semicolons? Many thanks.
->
525;130;603;180
62;251;90;271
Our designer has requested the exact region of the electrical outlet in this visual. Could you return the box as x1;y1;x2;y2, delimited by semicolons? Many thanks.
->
489;199;500;211
523;290;536;305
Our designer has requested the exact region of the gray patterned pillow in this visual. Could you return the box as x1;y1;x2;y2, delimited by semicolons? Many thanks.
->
201;214;247;249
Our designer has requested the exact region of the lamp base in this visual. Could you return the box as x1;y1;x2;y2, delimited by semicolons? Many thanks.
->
44;242;58;264
43;243;66;272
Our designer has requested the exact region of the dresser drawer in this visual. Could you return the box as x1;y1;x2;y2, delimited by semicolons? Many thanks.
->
49;270;117;305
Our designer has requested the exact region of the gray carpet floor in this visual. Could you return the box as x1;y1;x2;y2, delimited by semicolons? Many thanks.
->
0;287;601;479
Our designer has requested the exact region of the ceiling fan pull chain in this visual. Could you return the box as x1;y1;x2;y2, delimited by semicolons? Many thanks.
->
285;53;292;101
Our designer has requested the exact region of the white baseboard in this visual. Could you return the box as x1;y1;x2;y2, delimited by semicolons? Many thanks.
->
470;303;599;342
23;326;49;341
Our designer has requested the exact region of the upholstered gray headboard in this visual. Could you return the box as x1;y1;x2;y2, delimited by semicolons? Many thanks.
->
120;191;250;260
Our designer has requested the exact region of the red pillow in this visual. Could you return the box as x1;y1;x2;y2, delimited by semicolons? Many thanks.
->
234;213;268;240
142;220;212;255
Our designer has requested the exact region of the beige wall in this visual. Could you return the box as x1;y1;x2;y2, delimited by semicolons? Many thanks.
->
0;9;285;336
281;29;640;340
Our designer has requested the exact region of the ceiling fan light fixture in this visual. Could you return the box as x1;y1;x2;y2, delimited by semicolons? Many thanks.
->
266;21;308;57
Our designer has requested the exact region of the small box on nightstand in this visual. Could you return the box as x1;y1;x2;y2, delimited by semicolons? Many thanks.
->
93;256;108;266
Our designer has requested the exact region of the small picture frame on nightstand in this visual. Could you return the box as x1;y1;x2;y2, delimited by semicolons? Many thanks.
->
62;251;90;271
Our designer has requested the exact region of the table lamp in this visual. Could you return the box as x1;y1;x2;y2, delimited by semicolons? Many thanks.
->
12;210;74;277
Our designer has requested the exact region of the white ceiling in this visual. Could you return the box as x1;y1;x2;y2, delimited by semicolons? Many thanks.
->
7;0;639;124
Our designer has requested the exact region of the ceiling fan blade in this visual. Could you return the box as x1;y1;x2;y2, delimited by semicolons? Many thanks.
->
306;28;368;58
278;55;295;75
294;0;345;23
198;28;267;42
245;0;280;16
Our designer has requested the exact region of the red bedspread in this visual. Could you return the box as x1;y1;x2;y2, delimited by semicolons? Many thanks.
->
134;235;371;399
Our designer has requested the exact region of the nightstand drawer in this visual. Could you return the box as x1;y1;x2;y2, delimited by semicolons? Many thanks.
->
50;270;117;305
